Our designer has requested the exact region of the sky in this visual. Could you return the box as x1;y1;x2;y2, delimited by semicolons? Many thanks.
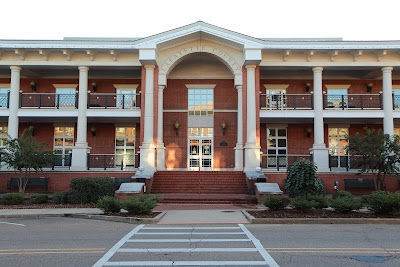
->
1;0;398;41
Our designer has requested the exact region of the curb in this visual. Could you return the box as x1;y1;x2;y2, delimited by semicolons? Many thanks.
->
0;214;68;219
241;210;400;224
66;211;166;224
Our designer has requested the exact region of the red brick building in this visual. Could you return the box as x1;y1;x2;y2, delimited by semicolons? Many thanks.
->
0;22;399;194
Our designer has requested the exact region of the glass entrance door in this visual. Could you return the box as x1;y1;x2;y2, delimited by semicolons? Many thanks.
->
188;128;213;171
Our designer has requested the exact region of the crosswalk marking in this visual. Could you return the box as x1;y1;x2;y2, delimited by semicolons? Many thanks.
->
93;224;279;267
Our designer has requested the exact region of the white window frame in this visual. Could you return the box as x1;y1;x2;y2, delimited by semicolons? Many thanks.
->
114;84;139;109
53;126;75;167
115;127;136;167
186;84;216;116
263;84;289;109
328;127;349;168
325;84;351;109
266;126;288;168
53;84;78;108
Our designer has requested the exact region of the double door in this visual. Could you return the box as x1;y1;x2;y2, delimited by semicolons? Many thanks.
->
188;128;213;171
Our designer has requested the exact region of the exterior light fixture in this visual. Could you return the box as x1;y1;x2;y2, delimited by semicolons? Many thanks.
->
305;127;313;138
221;121;227;135
92;82;97;92
30;81;36;91
366;83;373;92
305;83;311;92
91;126;96;137
174;120;180;136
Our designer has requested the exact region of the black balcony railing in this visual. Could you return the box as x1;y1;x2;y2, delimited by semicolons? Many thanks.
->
260;94;313;110
261;154;312;171
0;92;10;108
42;154;71;169
20;93;78;109
329;154;366;171
323;94;382;110
87;93;141;109
87;154;139;170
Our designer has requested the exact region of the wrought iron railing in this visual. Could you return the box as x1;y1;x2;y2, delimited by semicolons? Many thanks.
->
87;93;141;109
42;154;71;169
20;93;78;109
87;153;139;170
323;94;382;110
329;154;365;171
260;94;313;110
261;154;312;171
0;92;10;108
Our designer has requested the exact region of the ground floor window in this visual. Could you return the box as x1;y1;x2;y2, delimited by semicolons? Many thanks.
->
53;126;74;166
267;127;287;168
188;128;213;170
328;128;349;168
115;127;136;167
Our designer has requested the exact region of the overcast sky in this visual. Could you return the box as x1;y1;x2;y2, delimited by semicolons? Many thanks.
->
1;0;398;41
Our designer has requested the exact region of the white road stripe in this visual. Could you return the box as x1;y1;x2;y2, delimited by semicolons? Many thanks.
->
103;261;268;266
136;232;245;235
142;227;241;230
0;222;26;227
117;248;259;253
239;224;279;267
92;224;144;267
126;239;251;242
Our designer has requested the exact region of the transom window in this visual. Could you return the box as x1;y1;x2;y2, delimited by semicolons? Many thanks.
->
266;127;287;168
188;89;213;116
54;127;74;166
115;127;136;167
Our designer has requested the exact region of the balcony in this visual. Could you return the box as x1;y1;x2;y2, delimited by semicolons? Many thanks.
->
87;93;141;109
261;154;312;171
323;94;382;110
260;94;313;110
87;153;139;170
20;93;78;109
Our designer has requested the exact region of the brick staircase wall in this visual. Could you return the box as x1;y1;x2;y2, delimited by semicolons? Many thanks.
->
151;171;249;194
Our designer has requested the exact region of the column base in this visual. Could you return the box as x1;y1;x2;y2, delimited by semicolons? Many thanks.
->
234;144;244;171
244;143;261;172
156;144;166;171
139;143;156;175
311;146;330;172
70;146;90;171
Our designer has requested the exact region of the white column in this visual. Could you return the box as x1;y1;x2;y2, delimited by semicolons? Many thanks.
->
156;85;166;170
140;65;156;174
234;85;244;170
8;66;21;139
244;65;261;172
311;67;330;172
71;66;89;170
382;67;394;135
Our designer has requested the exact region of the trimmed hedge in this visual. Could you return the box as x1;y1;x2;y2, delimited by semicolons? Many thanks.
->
263;196;287;210
97;196;121;213
69;177;115;204
290;197;317;210
52;192;68;204
331;197;362;213
333;190;353;199
122;195;158;215
30;194;48;204
1;193;24;205
367;191;400;214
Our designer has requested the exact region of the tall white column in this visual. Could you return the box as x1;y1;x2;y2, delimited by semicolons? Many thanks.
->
234;85;244;170
244;65;261;172
382;67;394;136
156;85;166;170
71;66;89;170
8;66;21;139
311;67;330;172
140;65;156;174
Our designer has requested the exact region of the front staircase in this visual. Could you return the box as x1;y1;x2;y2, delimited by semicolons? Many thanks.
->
150;171;256;204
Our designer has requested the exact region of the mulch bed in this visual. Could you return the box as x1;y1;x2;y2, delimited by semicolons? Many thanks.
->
248;209;400;219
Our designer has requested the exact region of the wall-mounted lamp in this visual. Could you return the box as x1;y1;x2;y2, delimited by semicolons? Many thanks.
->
366;83;373;92
30;81;36;91
92;82;97;92
305;127;313;138
305;83;311;92
221;121;227;136
91;126;96;137
174;120;180;136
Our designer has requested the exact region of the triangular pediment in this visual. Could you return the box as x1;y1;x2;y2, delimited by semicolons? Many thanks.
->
135;21;265;50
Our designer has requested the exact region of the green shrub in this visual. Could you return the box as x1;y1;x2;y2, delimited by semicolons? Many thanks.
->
97;196;122;213
52;192;68;204
331;197;362;213
69;177;115;204
290;196;317;210
307;195;329;209
367;191;400;214
333;190;353;199
30;194;48;204
122;195;158;215
284;159;325;198
263;196;287;210
1;193;24;205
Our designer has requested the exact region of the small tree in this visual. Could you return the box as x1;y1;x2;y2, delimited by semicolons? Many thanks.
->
284;159;325;198
0;127;54;194
347;128;400;191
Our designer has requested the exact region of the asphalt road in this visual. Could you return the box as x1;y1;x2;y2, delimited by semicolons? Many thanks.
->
0;217;399;266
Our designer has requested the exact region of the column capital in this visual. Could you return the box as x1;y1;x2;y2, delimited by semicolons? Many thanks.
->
158;85;165;91
382;66;393;73
10;66;21;71
245;64;257;70
236;85;243;91
78;66;89;71
144;64;156;70
312;67;323;73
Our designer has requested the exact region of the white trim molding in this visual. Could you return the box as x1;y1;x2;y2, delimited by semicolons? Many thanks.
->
324;84;351;90
53;84;78;89
263;84;290;90
185;84;217;89
113;84;139;89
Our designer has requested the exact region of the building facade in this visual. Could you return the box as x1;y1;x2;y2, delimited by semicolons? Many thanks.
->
0;22;399;193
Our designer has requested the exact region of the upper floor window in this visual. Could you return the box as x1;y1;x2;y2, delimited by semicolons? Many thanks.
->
325;85;350;108
0;84;9;108
188;87;214;116
53;84;77;108
264;84;289;109
114;84;139;109
393;87;400;109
